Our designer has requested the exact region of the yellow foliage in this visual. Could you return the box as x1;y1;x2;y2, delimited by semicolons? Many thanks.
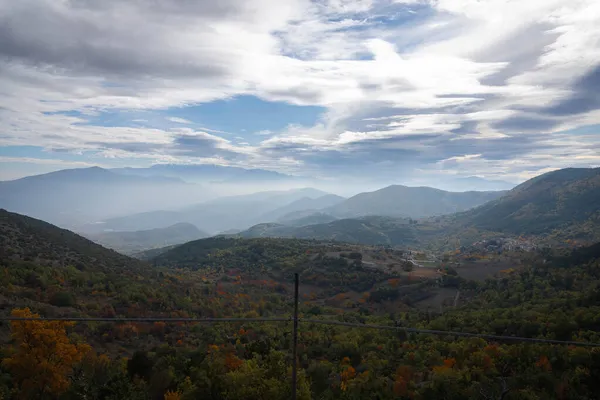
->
2;308;91;399
164;390;183;400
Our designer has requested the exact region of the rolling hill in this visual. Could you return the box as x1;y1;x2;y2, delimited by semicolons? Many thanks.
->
278;211;339;227
326;185;505;218
238;216;424;246
85;222;209;255
0;208;146;274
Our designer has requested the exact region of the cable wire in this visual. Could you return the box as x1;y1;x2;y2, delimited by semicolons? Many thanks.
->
2;316;600;347
2;317;291;323
302;319;600;347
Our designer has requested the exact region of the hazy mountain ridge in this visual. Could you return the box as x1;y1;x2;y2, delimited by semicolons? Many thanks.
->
237;168;600;247
257;194;345;222
83;187;332;235
111;164;297;184
0;167;209;227
326;185;506;218
85;222;209;255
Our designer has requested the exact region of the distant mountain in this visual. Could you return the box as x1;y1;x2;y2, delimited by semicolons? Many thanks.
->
86;187;332;235
238;168;600;247
112;164;297;184
85;223;209;255
258;194;345;222
453;167;600;241
0;209;145;272
0;167;208;227
327;185;505;218
216;168;297;183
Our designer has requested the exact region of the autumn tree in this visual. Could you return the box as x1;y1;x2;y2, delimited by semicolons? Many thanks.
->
2;308;91;399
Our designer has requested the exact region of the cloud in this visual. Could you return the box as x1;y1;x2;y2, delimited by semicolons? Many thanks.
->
167;117;193;124
0;156;99;167
541;65;600;116
0;0;599;181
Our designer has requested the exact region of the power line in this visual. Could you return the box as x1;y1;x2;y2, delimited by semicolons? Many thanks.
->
301;319;600;348
2;317;291;323
2;316;600;347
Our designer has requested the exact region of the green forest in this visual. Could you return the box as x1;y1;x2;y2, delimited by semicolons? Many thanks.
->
2;209;600;399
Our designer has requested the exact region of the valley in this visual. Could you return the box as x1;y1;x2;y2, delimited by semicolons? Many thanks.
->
2;1;599;398
1;167;600;399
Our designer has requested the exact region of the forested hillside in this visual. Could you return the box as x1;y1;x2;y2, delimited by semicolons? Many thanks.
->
456;167;600;240
239;216;423;246
1;210;600;399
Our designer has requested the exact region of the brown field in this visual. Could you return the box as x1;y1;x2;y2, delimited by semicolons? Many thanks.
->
409;267;439;278
455;258;517;281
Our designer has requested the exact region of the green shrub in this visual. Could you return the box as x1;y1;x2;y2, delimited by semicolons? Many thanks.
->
50;291;76;307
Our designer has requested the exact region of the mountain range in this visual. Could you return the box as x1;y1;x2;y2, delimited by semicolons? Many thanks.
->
0;167;210;227
237;168;600;248
325;185;505;219
4;166;599;251
111;164;299;184
79;184;505;237
81;187;333;235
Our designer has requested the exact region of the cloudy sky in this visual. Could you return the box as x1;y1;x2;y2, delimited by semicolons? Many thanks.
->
0;0;599;183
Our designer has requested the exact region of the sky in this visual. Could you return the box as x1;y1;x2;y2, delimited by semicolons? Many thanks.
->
0;0;599;183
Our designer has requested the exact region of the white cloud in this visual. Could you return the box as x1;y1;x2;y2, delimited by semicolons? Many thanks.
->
167;117;192;124
0;0;599;179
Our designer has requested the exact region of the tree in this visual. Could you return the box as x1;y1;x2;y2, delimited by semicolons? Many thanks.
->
2;308;91;399
164;390;182;400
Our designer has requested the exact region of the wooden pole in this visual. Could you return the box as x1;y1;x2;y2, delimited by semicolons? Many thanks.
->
292;273;299;400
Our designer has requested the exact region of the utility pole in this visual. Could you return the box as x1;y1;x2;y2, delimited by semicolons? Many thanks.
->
292;273;299;400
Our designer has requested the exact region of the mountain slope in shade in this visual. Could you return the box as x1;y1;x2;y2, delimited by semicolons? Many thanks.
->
85;222;209;255
454;167;600;238
238;216;422;246
327;185;505;218
0;167;208;227
278;212;339;227
0;209;146;272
